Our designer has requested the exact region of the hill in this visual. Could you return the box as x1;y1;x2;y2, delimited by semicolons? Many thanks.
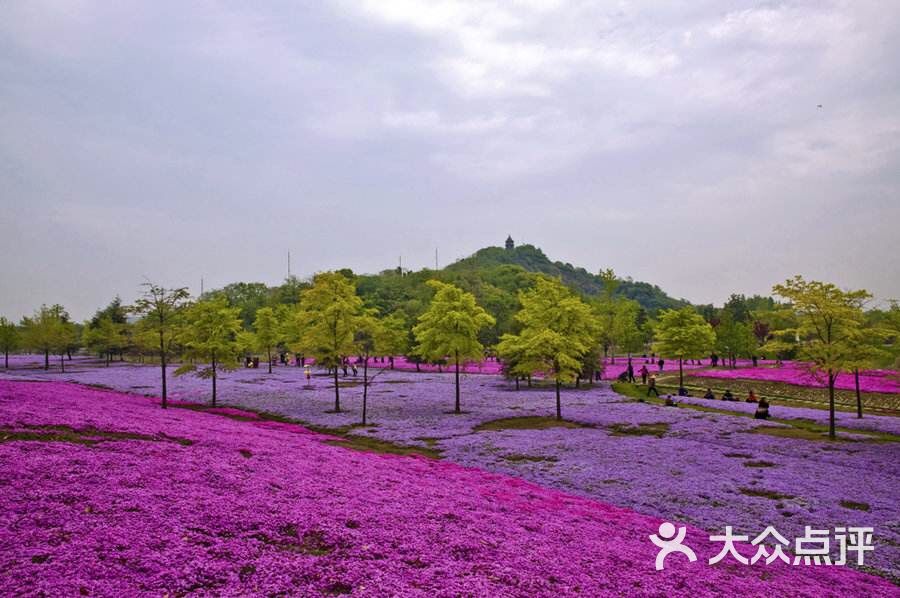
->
445;242;688;311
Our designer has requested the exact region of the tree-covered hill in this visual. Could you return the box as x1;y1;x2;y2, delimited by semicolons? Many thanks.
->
445;242;688;312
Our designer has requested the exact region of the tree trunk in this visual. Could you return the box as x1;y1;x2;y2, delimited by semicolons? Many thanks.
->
679;357;684;388
60;353;65;373
555;379;562;420
267;348;273;374
211;351;217;407
333;367;341;412
854;369;862;419
527;375;532;388
4;350;8;369
44;350;49;370
362;356;369;425
106;352;111;367
160;333;168;409
515;376;520;391
828;371;836;439
454;350;461;414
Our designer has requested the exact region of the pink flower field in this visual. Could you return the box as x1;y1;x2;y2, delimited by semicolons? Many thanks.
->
1;380;897;596
692;363;900;394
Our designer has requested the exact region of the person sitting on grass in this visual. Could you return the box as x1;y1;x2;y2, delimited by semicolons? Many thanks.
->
647;375;660;397
665;394;678;407
746;389;758;403
677;386;690;397
754;397;770;419
722;389;736;401
703;388;716;400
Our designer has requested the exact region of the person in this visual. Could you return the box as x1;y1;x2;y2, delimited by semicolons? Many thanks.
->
304;365;312;383
657;358;665;372
745;389;759;403
626;362;635;383
664;394;677;406
703;388;716;400
639;365;649;385
677;386;690;397
722;389;736;401
647;375;660;397
752;355;759;367
754;397;770;419
351;363;358;377
711;353;718;367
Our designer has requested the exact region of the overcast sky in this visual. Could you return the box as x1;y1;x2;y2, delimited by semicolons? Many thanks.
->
1;1;898;320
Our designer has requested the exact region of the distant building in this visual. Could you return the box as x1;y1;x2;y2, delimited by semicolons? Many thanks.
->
505;235;515;250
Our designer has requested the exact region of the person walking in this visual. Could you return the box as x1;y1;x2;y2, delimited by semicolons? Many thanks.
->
639;365;649;385
626;361;636;383
647;374;660;397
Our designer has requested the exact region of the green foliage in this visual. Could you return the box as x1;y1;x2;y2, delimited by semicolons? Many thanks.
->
714;309;754;365
177;297;244;405
82;317;127;363
653;306;716;387
0;317;20;362
20;305;77;368
413;280;495;365
767;275;871;437
497;277;597;419
247;306;282;372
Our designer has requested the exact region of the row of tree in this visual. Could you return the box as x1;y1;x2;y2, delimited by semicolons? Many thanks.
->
2;273;897;437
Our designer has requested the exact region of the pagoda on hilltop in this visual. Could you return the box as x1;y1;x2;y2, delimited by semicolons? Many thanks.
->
505;235;515;250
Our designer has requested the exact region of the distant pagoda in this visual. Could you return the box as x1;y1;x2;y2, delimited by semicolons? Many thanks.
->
505;235;515;250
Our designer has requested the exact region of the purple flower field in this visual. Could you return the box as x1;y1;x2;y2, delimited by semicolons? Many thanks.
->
2;380;898;596
3;355;899;583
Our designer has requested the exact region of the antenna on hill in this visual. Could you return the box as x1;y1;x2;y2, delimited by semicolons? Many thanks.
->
200;277;204;297
435;248;439;270
287;251;292;279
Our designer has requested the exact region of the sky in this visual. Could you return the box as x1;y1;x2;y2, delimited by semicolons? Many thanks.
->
1;0;899;321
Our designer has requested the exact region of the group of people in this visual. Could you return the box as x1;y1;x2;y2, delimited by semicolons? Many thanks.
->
703;387;770;419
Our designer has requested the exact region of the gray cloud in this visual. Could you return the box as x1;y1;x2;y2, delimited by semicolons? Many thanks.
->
1;0;898;320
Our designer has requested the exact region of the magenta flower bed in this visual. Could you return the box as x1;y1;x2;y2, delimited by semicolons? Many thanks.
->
2;380;896;596
693;363;900;394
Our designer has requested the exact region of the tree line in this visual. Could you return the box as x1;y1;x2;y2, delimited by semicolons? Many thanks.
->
1;271;898;438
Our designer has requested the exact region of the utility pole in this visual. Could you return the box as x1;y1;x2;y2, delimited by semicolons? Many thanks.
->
200;277;204;297
287;251;292;278
435;248;439;270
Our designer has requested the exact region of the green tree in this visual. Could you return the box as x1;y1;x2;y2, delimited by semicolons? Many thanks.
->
497;277;596;420
21;305;73;371
653;307;716;390
295;272;365;412
176;297;244;407
768;276;870;438
249;307;282;373
83;317;127;366
714;309;752;367
414;280;495;413
130;283;191;408
0;317;20;369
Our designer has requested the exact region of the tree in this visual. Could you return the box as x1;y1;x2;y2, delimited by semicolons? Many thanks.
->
130;284;190;408
653;307;716;390
842;311;892;419
83;317;127;366
21;305;73;371
497;277;596;420
176;297;243;407
0;317;20;369
768;276;870;438
295;272;365;412
714;309;752;367
413;280;495;414
250;307;282;373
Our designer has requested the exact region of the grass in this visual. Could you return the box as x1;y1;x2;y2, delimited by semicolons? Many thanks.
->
743;460;776;468
608;423;670;438
324;436;441;459
739;487;795;500
1;424;193;446
839;499;871;512
610;383;900;443
473;416;593;432
502;453;559;463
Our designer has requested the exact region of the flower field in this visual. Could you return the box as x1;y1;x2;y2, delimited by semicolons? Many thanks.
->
2;379;898;596
691;363;900;395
